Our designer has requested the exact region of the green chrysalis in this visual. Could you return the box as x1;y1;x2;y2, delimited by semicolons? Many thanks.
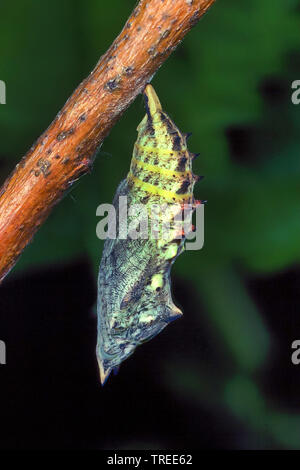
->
96;85;202;384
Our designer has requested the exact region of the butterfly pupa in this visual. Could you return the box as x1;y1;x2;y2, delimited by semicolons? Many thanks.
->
96;84;202;384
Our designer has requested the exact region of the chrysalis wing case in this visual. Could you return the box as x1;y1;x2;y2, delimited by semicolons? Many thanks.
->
97;84;202;384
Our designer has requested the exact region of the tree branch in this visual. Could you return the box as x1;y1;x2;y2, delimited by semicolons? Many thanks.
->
0;0;215;283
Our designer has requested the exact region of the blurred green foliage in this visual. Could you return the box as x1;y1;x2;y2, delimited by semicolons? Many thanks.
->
1;0;300;449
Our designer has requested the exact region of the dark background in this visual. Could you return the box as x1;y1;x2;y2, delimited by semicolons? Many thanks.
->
1;0;300;450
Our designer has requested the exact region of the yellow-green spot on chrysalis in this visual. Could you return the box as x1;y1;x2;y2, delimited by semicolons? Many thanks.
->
150;273;164;291
164;244;179;260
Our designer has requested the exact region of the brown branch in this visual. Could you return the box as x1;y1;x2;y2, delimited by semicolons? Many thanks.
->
0;0;215;283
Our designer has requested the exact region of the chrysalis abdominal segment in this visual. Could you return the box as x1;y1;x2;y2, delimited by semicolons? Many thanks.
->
96;84;202;384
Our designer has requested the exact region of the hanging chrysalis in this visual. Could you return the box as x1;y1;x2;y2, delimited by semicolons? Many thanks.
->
96;84;202;384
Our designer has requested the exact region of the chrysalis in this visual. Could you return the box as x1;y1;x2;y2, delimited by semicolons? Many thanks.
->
96;85;202;384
